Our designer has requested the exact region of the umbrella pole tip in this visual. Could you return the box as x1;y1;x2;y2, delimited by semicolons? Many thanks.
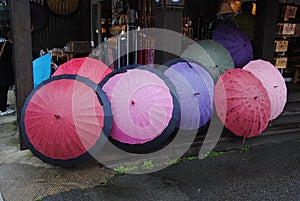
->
242;136;246;144
54;114;60;119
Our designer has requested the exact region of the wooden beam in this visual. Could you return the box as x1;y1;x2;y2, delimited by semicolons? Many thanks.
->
253;0;279;62
154;9;183;64
9;0;33;150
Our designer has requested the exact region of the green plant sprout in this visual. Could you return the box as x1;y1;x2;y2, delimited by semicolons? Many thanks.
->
240;146;250;152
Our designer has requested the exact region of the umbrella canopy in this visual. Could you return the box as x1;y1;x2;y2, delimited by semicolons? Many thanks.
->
163;58;214;130
181;39;234;81
214;69;271;140
100;65;180;153
20;75;112;167
243;59;287;120
32;53;51;88
212;23;253;68
52;57;112;84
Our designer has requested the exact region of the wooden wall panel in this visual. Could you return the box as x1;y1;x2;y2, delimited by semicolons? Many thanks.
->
30;0;90;53
182;0;218;39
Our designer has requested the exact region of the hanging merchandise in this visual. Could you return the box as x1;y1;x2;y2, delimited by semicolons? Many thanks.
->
137;28;155;65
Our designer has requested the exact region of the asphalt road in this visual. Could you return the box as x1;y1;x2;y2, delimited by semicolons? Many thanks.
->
42;139;300;201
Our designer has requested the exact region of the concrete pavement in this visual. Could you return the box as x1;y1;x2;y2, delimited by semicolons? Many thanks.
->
42;140;300;201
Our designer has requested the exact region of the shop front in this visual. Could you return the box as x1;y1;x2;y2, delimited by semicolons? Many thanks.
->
6;0;300;152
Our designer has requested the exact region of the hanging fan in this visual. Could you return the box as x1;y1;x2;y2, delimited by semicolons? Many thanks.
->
46;0;80;16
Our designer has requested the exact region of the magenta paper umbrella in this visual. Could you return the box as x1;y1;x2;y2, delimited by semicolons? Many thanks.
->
243;59;287;120
100;65;180;153
20;75;112;167
52;57;112;84
214;69;271;141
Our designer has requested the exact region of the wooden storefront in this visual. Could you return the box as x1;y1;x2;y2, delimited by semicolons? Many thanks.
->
7;0;293;150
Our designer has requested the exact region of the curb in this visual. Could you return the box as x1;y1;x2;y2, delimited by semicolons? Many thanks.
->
0;191;5;201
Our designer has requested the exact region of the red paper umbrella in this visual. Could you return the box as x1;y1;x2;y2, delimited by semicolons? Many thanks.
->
52;57;112;84
20;75;112;167
214;69;271;141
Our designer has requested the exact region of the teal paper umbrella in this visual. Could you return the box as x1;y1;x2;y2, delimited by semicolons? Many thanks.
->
181;39;234;82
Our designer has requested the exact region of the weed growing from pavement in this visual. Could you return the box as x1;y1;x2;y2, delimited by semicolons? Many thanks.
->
113;165;138;175
113;155;199;174
201;151;225;158
141;160;154;169
100;178;109;185
239;146;250;152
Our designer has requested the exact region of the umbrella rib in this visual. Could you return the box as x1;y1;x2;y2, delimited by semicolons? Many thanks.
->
226;104;246;128
246;109;255;138
75;123;102;139
30;97;53;112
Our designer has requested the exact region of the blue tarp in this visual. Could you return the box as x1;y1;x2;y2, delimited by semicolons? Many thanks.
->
32;53;51;88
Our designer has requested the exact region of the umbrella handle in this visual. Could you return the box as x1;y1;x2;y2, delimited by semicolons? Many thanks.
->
185;61;193;69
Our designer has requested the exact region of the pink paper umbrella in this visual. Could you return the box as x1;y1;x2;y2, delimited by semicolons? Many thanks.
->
52;57;112;84
20;75;112;167
243;59;287;120
101;66;180;153
214;69;271;141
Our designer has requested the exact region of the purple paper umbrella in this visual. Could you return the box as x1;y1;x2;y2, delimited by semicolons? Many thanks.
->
164;58;214;130
212;23;253;68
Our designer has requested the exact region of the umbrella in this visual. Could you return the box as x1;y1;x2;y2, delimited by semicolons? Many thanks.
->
181;39;234;81
212;23;253;68
163;58;214;130
30;2;49;32
243;59;287;120
20;74;112;167
214;69;271;141
100;65;180;153
32;53;51;88
52;57;112;84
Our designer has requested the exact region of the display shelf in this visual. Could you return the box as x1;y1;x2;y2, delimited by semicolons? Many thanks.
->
274;2;300;79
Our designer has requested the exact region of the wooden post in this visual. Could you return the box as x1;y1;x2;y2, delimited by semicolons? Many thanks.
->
9;0;33;150
253;0;279;62
154;9;183;64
